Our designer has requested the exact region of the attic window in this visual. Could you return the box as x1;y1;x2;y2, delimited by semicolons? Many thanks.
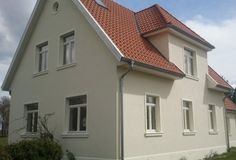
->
95;0;107;8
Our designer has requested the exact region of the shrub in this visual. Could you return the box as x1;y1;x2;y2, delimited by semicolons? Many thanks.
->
6;139;62;160
0;146;11;160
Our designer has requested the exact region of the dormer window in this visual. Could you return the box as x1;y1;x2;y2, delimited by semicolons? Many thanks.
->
184;49;196;77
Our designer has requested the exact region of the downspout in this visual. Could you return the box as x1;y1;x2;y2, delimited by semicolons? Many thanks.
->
119;60;134;160
223;95;231;152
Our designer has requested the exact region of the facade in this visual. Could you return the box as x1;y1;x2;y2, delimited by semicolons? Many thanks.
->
1;0;234;160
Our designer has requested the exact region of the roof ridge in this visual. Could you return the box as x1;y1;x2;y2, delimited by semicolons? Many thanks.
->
135;4;156;14
156;4;207;41
154;4;169;24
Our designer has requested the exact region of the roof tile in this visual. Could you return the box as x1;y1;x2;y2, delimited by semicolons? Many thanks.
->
81;0;183;76
225;97;236;111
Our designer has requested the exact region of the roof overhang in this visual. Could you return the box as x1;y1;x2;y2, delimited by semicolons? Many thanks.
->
207;74;231;93
121;58;184;80
142;25;215;52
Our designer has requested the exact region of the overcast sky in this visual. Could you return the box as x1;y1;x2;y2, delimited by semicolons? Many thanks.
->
0;0;236;97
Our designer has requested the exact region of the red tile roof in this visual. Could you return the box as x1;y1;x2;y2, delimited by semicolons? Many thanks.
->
81;0;186;77
225;97;236;111
135;5;214;48
208;66;232;89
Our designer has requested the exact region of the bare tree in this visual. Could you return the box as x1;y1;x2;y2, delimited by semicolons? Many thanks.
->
0;96;10;136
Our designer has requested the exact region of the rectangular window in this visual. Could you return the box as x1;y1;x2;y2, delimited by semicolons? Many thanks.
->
67;95;87;132
227;117;231;135
182;100;194;132
62;33;75;65
37;43;48;72
146;95;161;133
208;105;217;132
25;104;38;133
184;49;195;76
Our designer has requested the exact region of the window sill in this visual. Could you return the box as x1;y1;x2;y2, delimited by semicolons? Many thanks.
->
185;75;199;81
56;63;76;71
145;132;164;137
20;132;39;138
33;70;49;77
209;131;218;135
61;132;89;138
183;131;196;136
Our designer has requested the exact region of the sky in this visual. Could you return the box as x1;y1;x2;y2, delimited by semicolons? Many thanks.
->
0;0;236;97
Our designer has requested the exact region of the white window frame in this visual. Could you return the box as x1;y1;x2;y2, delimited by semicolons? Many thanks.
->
208;104;217;133
184;48;197;77
36;42;48;73
182;99;195;135
66;95;88;133
25;103;39;134
145;94;162;135
61;31;76;66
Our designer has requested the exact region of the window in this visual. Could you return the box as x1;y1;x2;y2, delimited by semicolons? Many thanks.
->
36;43;48;72
208;105;217;132
25;104;38;133
67;95;87;132
145;95;161;133
62;33;75;65
182;100;194;132
184;49;196;76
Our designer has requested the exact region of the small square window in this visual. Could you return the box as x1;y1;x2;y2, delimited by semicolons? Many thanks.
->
25;103;38;133
67;95;87;132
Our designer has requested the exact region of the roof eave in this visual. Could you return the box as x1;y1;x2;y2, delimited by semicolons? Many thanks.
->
121;57;184;80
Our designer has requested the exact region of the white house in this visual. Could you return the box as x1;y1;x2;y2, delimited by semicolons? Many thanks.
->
1;0;234;160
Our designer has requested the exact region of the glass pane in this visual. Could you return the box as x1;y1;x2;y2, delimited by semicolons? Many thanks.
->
69;108;78;131
151;107;156;130
183;110;187;129
63;44;70;65
184;55;188;73
27;113;33;132
27;104;38;111
43;52;47;71
186;110;190;130
210;112;214;130
69;95;87;105
190;58;194;75
146;96;156;104
33;112;38;132
71;41;75;62
147;106;150;130
79;107;87;131
38;53;43;72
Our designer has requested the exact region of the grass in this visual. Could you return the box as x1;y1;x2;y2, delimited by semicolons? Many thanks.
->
0;137;7;147
203;148;236;160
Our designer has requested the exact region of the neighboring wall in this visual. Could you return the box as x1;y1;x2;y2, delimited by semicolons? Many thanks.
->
8;0;119;159
227;112;236;147
123;34;227;160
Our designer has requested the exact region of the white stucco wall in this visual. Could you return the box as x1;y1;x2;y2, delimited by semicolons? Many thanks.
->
8;0;119;159
122;34;227;160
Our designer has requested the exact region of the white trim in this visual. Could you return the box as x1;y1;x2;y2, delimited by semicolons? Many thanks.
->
56;63;77;71
61;132;89;138
63;156;116;160
72;0;124;60
33;70;49;77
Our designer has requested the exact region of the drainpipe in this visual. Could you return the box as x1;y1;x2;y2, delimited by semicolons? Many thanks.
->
223;94;231;152
119;60;134;160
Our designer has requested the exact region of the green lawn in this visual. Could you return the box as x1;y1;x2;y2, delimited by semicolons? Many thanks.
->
204;148;236;160
0;137;7;147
